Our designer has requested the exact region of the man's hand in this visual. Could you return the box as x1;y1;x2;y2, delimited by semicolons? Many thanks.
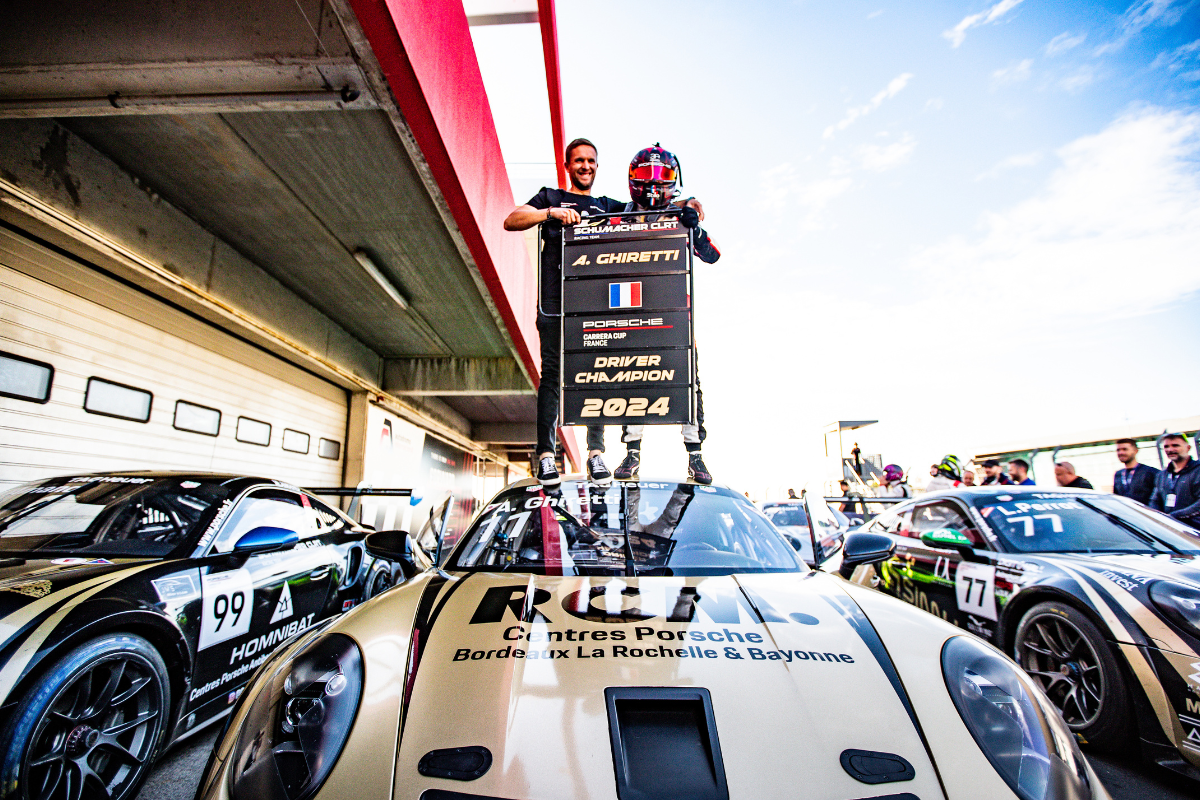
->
681;205;700;229
684;197;704;221
549;207;581;225
504;204;580;231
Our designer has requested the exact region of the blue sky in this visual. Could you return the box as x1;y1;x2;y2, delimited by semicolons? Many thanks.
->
473;0;1200;493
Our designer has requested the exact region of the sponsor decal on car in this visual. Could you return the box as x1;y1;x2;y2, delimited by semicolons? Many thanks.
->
1;580;52;599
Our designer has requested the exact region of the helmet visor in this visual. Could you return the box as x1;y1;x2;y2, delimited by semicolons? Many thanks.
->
630;163;677;182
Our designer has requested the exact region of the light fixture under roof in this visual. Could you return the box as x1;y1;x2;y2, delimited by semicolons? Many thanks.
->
353;249;409;311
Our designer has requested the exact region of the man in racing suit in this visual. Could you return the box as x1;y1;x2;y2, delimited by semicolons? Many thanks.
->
925;455;964;492
504;139;704;487
611;146;720;485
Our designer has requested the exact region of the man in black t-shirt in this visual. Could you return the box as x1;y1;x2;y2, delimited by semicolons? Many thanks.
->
504;138;703;487
504;138;621;487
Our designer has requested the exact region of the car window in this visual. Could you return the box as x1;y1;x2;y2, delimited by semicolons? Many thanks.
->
763;505;808;527
867;508;913;536
911;502;985;547
308;496;349;535
0;476;232;557
209;490;314;554
453;481;803;576
973;493;1200;554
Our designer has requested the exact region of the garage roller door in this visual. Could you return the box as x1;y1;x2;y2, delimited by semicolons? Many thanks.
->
0;229;348;493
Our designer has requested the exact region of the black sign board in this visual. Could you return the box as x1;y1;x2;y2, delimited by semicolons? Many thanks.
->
557;211;695;426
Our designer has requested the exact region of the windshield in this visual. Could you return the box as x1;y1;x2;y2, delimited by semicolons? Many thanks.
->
451;481;805;576
973;492;1200;554
762;504;808;527
0;475;234;557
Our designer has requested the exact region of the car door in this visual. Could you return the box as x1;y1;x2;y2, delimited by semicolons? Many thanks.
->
907;500;996;632
186;488;338;721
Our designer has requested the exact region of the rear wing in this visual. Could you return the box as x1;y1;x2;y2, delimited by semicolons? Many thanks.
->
303;486;415;527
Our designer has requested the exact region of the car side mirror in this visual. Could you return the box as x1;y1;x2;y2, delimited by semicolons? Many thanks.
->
920;528;979;560
233;526;299;554
838;532;896;579
365;530;425;580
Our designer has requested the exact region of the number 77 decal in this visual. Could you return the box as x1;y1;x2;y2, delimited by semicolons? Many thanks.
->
1007;514;1063;536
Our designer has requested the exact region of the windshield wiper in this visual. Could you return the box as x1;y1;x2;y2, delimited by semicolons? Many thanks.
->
1074;498;1185;556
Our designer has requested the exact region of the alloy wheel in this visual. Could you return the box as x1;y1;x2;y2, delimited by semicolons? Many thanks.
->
1016;612;1105;728
22;654;165;800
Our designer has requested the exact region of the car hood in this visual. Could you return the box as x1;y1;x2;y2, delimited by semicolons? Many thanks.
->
1050;551;1200;588
389;570;948;800
0;556;155;621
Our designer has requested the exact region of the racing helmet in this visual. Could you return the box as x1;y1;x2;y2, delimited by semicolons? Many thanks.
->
883;464;904;483
938;455;962;480
628;145;681;209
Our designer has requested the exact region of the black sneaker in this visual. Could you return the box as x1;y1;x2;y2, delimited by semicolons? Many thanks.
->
587;454;612;486
614;450;641;481
687;452;712;485
536;455;560;486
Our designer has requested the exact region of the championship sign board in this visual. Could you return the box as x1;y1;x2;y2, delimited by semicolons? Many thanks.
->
558;212;695;426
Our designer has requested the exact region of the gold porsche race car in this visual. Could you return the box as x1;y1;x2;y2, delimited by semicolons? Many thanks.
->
196;478;1108;800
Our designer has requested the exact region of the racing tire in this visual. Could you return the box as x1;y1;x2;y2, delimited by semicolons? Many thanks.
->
366;565;395;599
1014;601;1132;751
0;633;171;800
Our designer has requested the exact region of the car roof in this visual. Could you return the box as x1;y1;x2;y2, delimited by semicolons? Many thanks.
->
917;486;1100;502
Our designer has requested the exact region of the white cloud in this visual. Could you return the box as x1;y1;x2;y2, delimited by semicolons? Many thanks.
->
944;0;1025;48
975;151;1042;180
992;58;1033;85
867;9;886;19
856;135;917;172
823;73;913;139
910;108;1200;327
753;163;853;235
1045;31;1086;56
925;97;945;111
1153;39;1200;80
1059;67;1095;92
1095;0;1187;55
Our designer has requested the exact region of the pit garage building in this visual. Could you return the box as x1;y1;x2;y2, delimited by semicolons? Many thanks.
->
0;0;577;525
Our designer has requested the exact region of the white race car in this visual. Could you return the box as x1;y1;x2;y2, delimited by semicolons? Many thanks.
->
196;478;1106;800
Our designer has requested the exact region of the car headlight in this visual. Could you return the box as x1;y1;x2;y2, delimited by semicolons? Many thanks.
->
1149;581;1200;639
229;632;364;800
942;636;1092;800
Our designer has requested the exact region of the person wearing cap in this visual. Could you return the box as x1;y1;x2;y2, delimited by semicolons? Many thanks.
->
1054;462;1093;489
1113;438;1158;505
980;459;1013;485
1150;433;1200;531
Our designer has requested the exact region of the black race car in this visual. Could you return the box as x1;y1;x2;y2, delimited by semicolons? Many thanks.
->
0;471;426;800
839;486;1200;779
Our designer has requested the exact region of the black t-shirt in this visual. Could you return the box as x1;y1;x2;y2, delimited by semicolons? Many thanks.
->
528;187;624;313
1065;476;1094;489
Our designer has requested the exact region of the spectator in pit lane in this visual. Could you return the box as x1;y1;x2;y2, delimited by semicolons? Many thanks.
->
1113;438;1158;506
838;480;862;514
962;469;977;487
503;138;705;487
926;455;964;493
1009;458;1035;485
1054;461;1093;489
929;464;939;478
1150;434;1200;531
877;464;912;498
787;488;799;500
981;458;1013;485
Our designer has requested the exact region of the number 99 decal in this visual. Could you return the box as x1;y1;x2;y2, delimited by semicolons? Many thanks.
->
580;397;671;417
199;568;254;649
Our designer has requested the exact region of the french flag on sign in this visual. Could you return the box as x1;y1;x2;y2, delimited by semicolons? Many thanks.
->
609;281;642;309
